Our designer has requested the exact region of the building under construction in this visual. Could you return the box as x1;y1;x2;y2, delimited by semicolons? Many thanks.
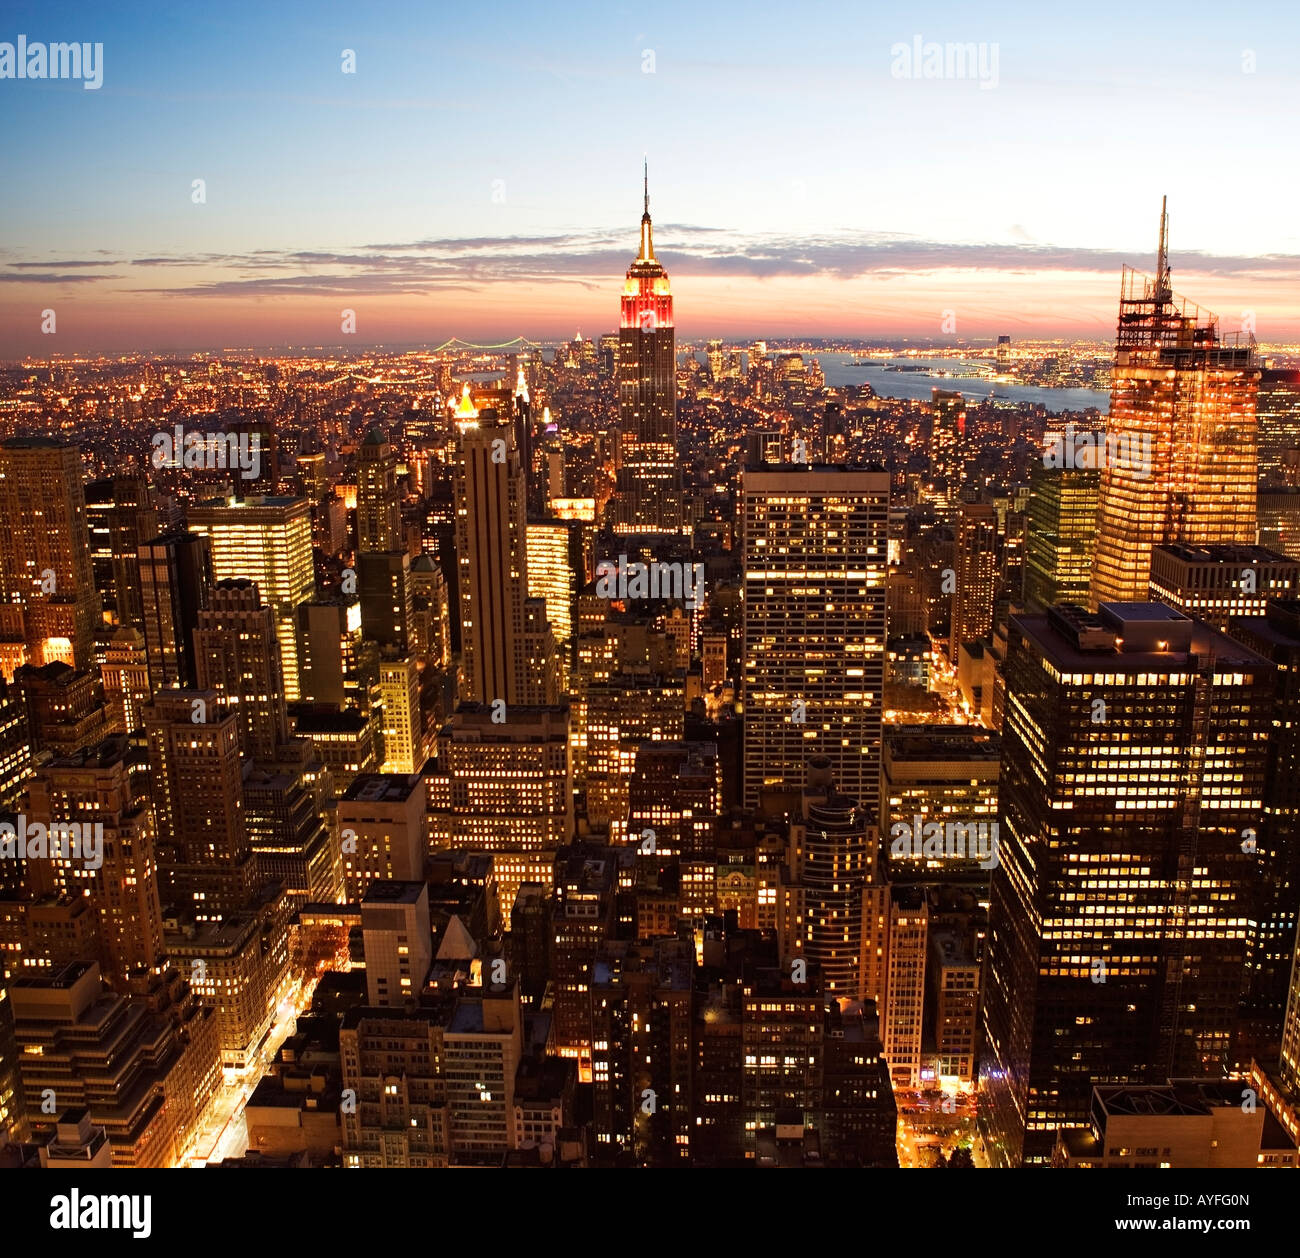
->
1090;200;1259;607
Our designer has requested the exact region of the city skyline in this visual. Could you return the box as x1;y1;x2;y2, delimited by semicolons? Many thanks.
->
6;0;1300;1211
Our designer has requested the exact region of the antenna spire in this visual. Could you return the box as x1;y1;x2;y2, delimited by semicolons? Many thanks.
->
1156;195;1170;299
637;158;655;262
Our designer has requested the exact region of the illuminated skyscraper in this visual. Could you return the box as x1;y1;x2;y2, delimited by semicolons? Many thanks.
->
426;703;573;910
741;465;888;814
614;164;681;536
929;389;965;503
193;578;290;760
1257;368;1300;488
378;655;422;774
24;738;166;988
0;437;99;668
1022;462;1099;613
980;604;1272;1166
777;762;886;1005
1090;201;1259;606
949;501;998;663
100;626;150;735
143;689;255;918
526;520;582;688
138;531;212;690
188;496;315;701
356;429;403;554
455;418;555;705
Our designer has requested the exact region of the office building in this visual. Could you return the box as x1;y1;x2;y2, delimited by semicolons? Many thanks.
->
1148;542;1300;628
361;880;432;1008
139;530;212;690
1090;202;1259;605
741;465;888;813
188;496;315;701
614;166;681;535
194;579;290;760
455;418;556;705
981;603;1273;1165
1023;462;1099;613
0;438;99;668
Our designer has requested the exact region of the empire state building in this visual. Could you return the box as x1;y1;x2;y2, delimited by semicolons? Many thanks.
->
614;164;683;535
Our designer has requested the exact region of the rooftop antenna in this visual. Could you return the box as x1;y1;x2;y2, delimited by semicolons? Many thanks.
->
1155;195;1171;302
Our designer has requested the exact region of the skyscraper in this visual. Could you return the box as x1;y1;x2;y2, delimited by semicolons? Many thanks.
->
23;738;166;988
741;465;889;815
378;655;422;775
108;473;159;630
1256;368;1300;488
1090;201;1259;606
356;429;403;554
454;418;554;705
138;531;213;691
0;437;99;668
1022;461;1099;613
950;501;998;663
143;689;255;917
980;603;1272;1165
193;578;290;760
614;164;681;536
188;496;315;701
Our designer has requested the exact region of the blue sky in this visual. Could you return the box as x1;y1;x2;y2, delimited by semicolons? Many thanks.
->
2;0;1299;352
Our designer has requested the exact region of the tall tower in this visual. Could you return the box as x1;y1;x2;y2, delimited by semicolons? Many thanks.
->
24;739;167;988
980;604;1272;1165
143;689;255;918
455;415;554;705
741;464;889;815
0;437;99;668
187;496;315;701
193;578;289;760
138;531;213;690
950;502;998;663
1022;460;1099;612
1090;200;1259;606
356;429;403;555
614;162;681;536
108;473;159;631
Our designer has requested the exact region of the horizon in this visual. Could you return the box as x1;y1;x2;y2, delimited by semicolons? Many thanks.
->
4;0;1300;354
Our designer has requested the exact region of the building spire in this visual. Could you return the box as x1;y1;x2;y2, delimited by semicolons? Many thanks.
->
638;157;655;263
1156;195;1170;300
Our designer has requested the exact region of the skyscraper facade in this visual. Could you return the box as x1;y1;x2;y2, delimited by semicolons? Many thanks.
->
1090;202;1259;606
614;167;681;536
1023;462;1099;613
981;603;1272;1165
0;438;99;669
188;496;315;701
455;419;554;705
741;465;888;815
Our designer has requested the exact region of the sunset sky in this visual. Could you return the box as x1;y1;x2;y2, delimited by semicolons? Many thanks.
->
3;0;1300;356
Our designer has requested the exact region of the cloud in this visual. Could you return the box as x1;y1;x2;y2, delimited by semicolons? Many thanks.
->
1;259;118;269
0;272;120;283
9;228;1300;301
